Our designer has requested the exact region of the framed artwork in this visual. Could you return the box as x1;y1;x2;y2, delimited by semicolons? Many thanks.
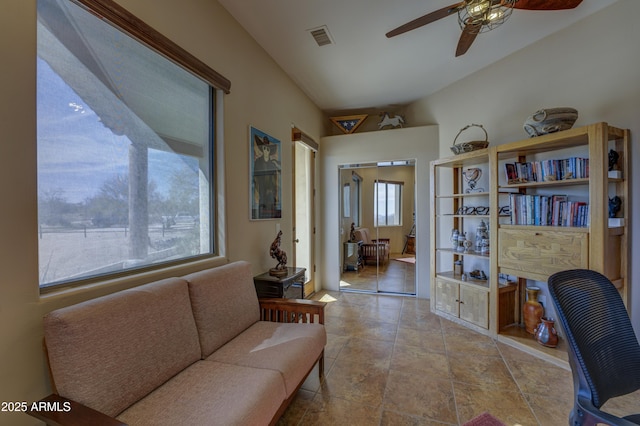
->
250;126;282;220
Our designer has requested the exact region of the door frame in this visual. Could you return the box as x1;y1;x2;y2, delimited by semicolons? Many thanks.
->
292;128;317;297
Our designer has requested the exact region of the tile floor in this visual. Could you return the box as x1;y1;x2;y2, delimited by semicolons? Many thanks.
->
340;254;416;294
278;290;639;425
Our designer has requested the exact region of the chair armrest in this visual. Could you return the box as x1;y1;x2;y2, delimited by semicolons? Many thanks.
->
259;298;326;324
26;394;126;426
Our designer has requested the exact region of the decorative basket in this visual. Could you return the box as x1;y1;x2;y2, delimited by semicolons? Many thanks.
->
523;107;578;138
450;123;489;155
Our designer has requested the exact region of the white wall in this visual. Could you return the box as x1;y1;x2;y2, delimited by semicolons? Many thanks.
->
406;0;640;334
319;126;440;298
0;1;324;424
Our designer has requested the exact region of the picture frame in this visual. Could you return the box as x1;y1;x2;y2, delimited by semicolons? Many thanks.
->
250;126;282;220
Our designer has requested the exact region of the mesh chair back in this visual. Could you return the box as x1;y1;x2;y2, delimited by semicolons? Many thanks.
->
548;269;640;408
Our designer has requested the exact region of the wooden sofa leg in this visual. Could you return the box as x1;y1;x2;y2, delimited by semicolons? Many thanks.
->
319;350;325;378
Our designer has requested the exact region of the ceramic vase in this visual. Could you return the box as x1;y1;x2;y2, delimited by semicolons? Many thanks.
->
535;317;559;348
524;286;544;334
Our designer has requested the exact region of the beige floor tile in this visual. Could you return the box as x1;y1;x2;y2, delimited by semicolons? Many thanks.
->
277;389;315;426
448;353;520;393
390;344;450;379
302;395;382;425
384;370;458;424
395;326;446;353
453;381;539;425
336;337;394;369
503;352;573;400
322;359;389;406
381;409;456;425
524;392;573;426
324;332;349;356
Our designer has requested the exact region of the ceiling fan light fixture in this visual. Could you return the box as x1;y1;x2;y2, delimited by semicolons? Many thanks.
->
459;0;516;34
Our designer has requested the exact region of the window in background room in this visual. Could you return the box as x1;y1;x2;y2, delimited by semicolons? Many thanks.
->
36;0;229;289
374;180;403;227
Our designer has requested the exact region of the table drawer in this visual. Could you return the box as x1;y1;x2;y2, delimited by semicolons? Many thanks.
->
498;227;588;281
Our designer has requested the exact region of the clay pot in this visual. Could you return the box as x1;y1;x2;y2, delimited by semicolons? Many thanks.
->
523;286;544;334
535;317;559;348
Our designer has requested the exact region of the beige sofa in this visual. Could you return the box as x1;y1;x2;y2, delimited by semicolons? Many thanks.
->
28;261;326;426
353;227;390;265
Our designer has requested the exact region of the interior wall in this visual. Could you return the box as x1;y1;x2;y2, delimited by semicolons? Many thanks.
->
0;1;324;424
405;0;640;334
319;126;440;298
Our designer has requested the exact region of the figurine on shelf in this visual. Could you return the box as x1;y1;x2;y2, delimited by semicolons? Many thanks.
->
457;232;467;252
475;220;488;252
463;238;473;253
349;222;356;242
450;229;460;250
269;230;288;276
609;149;619;172
609;196;622;218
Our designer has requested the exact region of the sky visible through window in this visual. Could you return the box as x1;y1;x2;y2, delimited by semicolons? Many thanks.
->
37;57;195;204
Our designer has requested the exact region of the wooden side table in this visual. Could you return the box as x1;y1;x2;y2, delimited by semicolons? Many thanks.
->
253;267;306;299
343;241;362;271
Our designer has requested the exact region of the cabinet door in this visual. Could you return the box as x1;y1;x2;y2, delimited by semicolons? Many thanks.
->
498;228;588;281
435;279;459;317
459;285;489;329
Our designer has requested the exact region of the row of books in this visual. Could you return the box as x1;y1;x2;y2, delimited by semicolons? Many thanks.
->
508;194;589;227
504;157;589;184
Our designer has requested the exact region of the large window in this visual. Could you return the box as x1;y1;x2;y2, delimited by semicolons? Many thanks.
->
36;0;229;289
374;180;403;227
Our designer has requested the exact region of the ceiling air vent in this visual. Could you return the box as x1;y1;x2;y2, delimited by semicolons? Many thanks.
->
308;25;334;47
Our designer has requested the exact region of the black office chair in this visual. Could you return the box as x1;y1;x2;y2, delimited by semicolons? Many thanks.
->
548;269;640;426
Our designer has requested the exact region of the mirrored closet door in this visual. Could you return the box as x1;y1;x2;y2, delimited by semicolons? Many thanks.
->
339;160;416;295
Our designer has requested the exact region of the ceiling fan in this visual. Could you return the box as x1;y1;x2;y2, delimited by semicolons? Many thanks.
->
386;0;583;57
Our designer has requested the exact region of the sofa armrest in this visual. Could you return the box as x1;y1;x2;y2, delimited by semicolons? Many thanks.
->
372;238;390;244
259;298;326;324
26;394;126;426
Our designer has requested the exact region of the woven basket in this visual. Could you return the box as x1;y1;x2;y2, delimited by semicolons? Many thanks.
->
451;124;489;155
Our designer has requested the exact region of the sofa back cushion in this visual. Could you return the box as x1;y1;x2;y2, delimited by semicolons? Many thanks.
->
44;277;201;417
185;261;260;358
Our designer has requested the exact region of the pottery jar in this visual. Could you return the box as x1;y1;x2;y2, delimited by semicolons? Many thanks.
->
523;286;544;334
535;317;559;348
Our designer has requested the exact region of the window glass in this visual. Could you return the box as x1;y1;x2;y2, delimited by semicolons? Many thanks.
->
37;0;215;288
374;181;403;227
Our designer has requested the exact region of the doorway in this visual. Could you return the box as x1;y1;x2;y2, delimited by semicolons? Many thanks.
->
339;160;416;295
292;129;316;297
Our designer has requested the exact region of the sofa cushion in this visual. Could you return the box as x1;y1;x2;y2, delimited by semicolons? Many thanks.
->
117;360;286;426
44;277;201;418
185;261;261;358
206;321;326;396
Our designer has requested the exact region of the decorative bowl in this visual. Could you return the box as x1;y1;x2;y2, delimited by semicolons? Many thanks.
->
523;107;578;137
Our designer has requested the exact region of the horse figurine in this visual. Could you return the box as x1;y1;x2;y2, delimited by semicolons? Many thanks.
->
378;112;405;130
269;230;288;276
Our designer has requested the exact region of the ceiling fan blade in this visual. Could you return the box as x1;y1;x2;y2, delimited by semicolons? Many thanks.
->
455;22;481;57
386;2;464;38
514;0;583;10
